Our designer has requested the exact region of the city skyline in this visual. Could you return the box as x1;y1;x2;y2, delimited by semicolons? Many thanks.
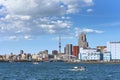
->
0;0;120;54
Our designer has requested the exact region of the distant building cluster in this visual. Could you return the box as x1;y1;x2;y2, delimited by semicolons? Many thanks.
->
0;49;67;62
64;33;120;62
0;33;120;62
0;50;49;62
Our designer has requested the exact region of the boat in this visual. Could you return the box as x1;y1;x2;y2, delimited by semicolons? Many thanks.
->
72;66;86;71
33;62;39;64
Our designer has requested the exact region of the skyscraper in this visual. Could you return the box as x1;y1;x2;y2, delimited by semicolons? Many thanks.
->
65;44;72;60
78;32;88;48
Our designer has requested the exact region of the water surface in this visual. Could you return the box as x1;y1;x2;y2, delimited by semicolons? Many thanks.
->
0;62;120;80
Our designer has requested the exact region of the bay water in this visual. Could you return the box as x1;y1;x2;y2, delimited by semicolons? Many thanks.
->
0;62;120;80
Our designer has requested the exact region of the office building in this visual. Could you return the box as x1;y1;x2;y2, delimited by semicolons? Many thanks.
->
72;46;79;59
65;44;72;60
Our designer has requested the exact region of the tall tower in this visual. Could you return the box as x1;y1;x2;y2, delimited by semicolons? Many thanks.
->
59;35;61;53
78;32;89;48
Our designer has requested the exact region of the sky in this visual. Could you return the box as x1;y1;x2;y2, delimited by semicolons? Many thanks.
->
0;0;120;54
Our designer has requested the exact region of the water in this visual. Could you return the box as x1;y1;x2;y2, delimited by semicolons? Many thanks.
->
0;62;120;80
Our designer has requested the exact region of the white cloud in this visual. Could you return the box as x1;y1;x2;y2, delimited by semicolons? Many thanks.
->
96;22;120;27
86;9;93;12
0;0;93;16
52;36;74;40
75;28;104;37
84;0;93;4
24;35;33;40
0;0;94;40
0;0;65;16
8;36;17;40
82;28;104;33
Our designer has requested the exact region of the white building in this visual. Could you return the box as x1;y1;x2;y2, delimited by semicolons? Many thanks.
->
79;48;103;61
103;52;111;61
21;53;26;60
107;42;120;60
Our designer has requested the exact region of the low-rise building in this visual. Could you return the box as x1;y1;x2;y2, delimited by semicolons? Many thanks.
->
97;46;106;52
103;52;111;61
32;54;38;61
39;50;48;61
79;48;103;61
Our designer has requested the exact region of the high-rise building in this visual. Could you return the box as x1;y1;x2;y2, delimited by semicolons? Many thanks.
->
65;44;72;60
78;32;88;48
72;46;79;59
107;42;120;60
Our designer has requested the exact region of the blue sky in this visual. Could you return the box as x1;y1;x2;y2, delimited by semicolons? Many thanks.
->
0;0;120;54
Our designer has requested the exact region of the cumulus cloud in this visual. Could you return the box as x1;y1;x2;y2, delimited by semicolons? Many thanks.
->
0;0;93;16
0;0;94;40
0;0;66;16
75;28;104;37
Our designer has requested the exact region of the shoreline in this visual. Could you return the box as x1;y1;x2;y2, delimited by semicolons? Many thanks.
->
1;60;120;64
66;61;120;64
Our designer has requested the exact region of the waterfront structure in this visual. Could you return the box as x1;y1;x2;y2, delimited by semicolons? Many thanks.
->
52;50;58;60
107;42;120;60
0;55;3;60
39;50;48;61
79;48;103;61
72;46;79;59
21;53;26;60
55;53;65;60
32;54;38;61
5;54;9;61
97;46;111;61
103;52;111;61
52;50;58;55
78;32;88;48
16;55;21;61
